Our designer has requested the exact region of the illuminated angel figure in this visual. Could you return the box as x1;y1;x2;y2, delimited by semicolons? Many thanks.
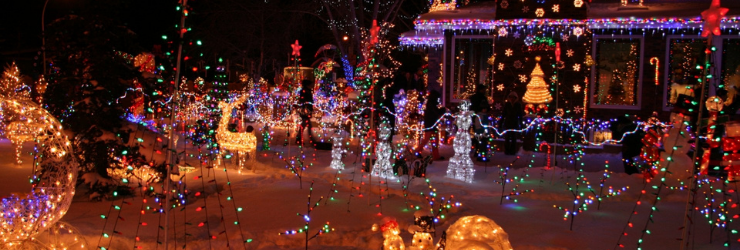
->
329;132;346;170
217;95;257;171
447;100;475;182
1;98;78;248
371;118;394;179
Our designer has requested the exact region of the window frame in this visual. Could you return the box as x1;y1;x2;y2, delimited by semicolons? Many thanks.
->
590;35;645;110
448;35;495;103
662;35;713;111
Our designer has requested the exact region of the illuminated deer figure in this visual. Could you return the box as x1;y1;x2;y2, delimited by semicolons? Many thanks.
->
5;121;43;165
216;95;257;171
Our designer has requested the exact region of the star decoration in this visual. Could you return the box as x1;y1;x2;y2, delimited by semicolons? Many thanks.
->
573;27;584;37
513;32;521;39
573;63;581;71
522;6;529;13
553;4;560;12
514;60;523;69
574;0;584;8
561;33;569;41
495;103;503;110
535;8;545;17
498;27;508;37
497;84;505;91
573;84;581;93
505;48;513;57
498;63;505;71
574;106;584;114
701;0;729;43
519;74;528;83
566;49;574;57
291;40;302;57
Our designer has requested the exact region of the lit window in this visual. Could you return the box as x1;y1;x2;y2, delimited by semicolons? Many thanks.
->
591;37;643;109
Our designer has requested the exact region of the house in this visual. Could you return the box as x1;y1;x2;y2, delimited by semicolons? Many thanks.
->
400;0;740;121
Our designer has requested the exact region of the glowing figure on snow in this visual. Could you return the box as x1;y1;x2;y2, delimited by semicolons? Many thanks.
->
373;219;405;250
371;119;394;179
217;95;257;171
329;132;346;170
447;100;475;182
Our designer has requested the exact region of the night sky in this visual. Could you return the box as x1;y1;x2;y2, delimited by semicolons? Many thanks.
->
0;0;343;77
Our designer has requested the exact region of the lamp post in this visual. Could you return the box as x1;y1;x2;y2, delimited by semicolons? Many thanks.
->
42;0;50;75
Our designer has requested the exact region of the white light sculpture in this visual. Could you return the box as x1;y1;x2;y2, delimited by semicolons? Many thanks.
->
371;119;394;179
329;132;346;170
447;100;475;183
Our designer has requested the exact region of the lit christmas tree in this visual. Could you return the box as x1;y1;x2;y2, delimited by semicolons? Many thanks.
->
522;57;552;113
461;65;477;99
0;62;31;100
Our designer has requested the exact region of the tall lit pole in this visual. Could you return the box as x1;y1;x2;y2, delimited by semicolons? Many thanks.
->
42;0;50;75
164;0;188;249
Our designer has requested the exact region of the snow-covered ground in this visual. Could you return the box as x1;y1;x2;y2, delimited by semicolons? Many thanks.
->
0;126;733;249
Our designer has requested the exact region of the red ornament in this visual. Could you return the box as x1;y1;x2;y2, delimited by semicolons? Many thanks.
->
555;42;561;62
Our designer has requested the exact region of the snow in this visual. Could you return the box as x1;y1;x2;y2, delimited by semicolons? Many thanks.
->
0;125;732;250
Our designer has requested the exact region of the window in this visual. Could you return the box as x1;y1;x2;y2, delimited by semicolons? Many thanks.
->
450;38;494;102
664;38;708;110
721;39;740;109
591;36;643;109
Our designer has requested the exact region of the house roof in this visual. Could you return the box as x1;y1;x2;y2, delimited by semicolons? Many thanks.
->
401;1;740;46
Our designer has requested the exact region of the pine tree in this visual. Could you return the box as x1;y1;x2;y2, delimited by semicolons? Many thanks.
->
43;0;144;197
0;62;31;100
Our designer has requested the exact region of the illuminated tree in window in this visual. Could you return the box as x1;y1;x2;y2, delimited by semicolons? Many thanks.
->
461;65;477;99
607;44;638;105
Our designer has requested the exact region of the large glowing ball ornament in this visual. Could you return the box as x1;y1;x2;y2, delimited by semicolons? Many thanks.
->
447;100;475;183
0;98;77;248
446;215;513;250
371;118;395;179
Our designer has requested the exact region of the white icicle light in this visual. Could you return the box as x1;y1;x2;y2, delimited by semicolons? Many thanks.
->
329;132;346;170
447;100;475;183
371;119;394;179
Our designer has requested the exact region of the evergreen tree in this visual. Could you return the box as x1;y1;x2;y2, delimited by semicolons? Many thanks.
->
43;0;144;196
